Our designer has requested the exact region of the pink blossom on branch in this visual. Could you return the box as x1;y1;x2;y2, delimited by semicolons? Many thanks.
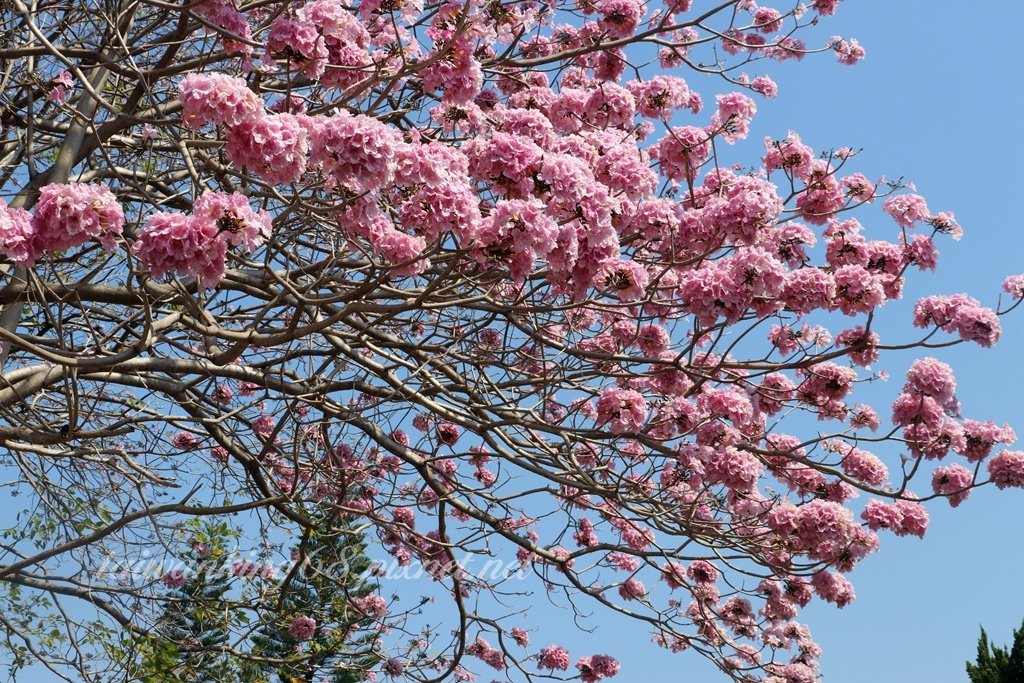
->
538;645;570;671
596;388;648;434
288;615;317;640
30;183;124;259
178;73;262;129
0;200;35;266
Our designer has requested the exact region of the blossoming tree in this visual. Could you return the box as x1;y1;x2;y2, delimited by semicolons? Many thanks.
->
0;0;1021;681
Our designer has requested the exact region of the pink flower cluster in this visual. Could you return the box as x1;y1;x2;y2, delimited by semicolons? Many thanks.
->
0;200;35;266
714;92;757;142
161;569;187;589
810;570;855;607
989;450;1024;489
225;113;309;185
466;636;505;670
577;654;620;682
596;387;648;434
308;111;401;193
1003;274;1024;299
288;615;317;641
538;645;570;671
33;183;124;256
179;73;262;129
932;464;973;507
132;192;270;289
860;499;929;538
0;184;125;266
767;499;873;564
913;293;1001;347
192;0;252;55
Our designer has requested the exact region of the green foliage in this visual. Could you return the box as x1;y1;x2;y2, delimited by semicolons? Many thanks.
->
152;560;240;682
967;621;1024;683
248;518;381;683
142;517;380;683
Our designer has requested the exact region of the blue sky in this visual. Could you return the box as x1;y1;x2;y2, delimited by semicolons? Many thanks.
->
373;5;1024;680
526;2;1024;681
756;2;1024;680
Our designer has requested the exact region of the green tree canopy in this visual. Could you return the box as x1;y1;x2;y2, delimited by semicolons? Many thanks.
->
967;620;1024;683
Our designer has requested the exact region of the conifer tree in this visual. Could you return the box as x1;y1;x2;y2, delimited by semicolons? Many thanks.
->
967;621;1024;683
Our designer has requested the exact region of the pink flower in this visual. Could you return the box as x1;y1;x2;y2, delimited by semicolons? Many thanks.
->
960;420;1016;462
225;113;308;185
891;392;944;428
1003;274;1024;300
833;265;886;315
651;126;709;183
882;193;930;228
597;259;649;301
842;172;876;201
902;234;938;271
904;357;957;409
989;450;1024;489
510;627;529;647
467;636;505;670
161;570;187;589
596;388;647;434
912;294;1001;347
288;615;317;641
932;464;973;507
849;403;881;431
836;326;879;367
475;198;557;284
811;0;841;15
0;200;35;266
763;131;814;181
192;0;252;55
266;18;329;78
436;422;461;446
252;414;276;437
701;172;783;245
953;305;1001;347
840;447;888;486
597;0;643;37
892;499;929;538
617;578;647;601
308;111;401;193
584;82;636;129
131;211;226;289
538;645;570;671
704;446;762;492
714;92;757;142
756;373;797;415
861;499;903;532
753;7;783;33
750;75;778;98
31;183;124;259
810;570;855;607
686;560;719;583
627;75;691;121
832;36;866;65
782;268;836;315
178;73;262;129
577;654;620;682
796;161;845;224
371;226;428;277
192;192;271;253
172;431;201;450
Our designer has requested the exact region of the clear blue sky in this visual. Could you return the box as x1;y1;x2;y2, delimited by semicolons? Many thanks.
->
758;2;1024;680
519;3;1024;681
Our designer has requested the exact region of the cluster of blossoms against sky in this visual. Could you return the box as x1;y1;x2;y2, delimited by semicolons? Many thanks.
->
3;0;1024;681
